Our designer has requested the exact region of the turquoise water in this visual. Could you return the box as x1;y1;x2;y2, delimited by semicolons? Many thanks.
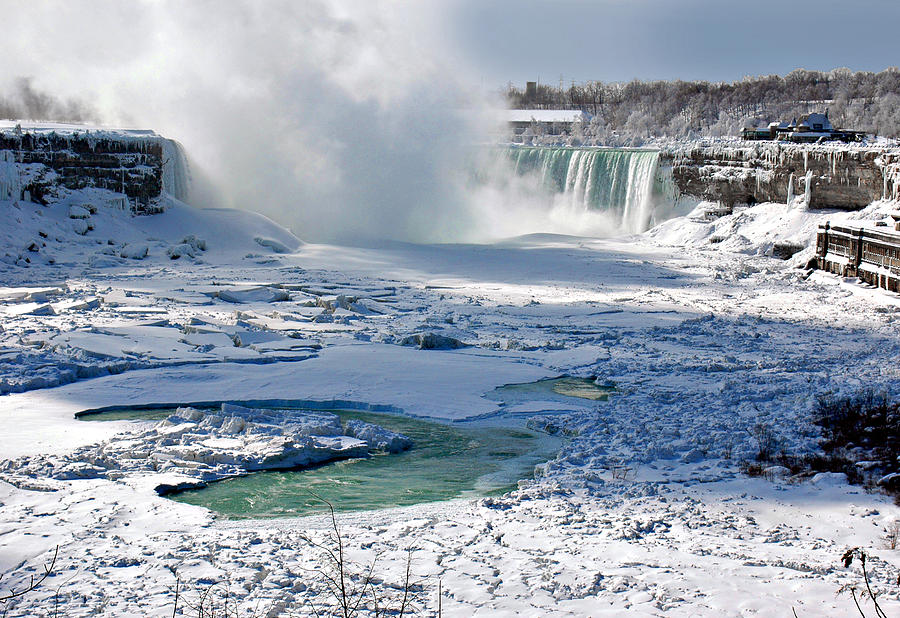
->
79;406;562;519
491;376;615;402
79;407;184;422
172;411;561;518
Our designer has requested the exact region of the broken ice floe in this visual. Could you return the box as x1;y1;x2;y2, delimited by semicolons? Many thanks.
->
0;404;411;492
398;332;467;350
119;243;149;259
213;286;291;304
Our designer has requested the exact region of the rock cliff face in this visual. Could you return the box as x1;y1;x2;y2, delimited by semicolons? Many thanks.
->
0;128;188;214
661;142;900;210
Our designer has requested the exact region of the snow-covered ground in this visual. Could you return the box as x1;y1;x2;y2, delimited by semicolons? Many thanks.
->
2;178;900;616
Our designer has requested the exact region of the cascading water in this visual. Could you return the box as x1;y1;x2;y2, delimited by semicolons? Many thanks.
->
158;138;191;202
502;147;677;235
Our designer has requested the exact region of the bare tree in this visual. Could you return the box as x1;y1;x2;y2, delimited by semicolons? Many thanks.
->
299;494;423;618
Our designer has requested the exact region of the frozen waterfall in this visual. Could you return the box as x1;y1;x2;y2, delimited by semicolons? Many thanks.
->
504;147;677;234
159;138;191;202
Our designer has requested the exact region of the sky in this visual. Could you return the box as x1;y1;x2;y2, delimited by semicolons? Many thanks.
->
447;0;900;88
0;0;897;243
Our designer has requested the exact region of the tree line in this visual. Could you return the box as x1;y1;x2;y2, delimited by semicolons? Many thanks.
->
504;68;900;140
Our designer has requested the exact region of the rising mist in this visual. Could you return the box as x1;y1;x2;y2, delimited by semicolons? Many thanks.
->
0;0;508;244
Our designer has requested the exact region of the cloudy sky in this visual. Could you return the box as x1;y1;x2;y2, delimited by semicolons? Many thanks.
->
447;0;900;87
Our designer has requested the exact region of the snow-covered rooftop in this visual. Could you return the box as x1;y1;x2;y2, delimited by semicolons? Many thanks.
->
505;109;592;123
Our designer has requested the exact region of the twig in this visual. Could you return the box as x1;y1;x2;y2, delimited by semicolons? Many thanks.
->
172;574;179;618
0;545;59;603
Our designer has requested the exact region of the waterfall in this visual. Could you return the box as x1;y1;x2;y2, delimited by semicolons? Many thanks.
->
503;147;676;234
158;138;191;202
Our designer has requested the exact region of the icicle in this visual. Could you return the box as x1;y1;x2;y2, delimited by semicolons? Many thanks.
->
786;173;795;206
0;150;22;201
803;170;813;207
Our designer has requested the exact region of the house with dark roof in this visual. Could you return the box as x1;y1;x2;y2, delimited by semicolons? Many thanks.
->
741;111;866;143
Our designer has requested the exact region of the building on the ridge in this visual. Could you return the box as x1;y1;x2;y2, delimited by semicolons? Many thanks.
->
741;111;866;143
796;112;833;134
506;109;593;139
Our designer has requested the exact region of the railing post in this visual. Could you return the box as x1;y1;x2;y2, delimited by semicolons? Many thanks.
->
817;222;829;258
853;228;865;277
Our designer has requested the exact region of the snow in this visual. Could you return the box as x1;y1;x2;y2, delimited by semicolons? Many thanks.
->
1;139;900;615
504;109;592;124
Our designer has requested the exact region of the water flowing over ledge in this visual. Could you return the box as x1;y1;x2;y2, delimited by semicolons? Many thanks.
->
503;146;679;234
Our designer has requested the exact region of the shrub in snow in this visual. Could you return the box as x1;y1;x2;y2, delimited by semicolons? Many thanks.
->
181;235;206;251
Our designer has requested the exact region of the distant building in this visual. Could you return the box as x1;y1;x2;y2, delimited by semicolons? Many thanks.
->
506;109;593;137
796;112;833;134
741;111;866;143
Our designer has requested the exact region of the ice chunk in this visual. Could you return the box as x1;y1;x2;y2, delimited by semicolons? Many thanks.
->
398;332;467;350
812;472;847;487
167;235;206;259
254;236;291;254
216;287;290;304
344;420;412;453
220;416;246;434
72;219;92;235
762;465;791;479
120;244;149;259
176;407;205;422
68;205;91;219
679;448;705;464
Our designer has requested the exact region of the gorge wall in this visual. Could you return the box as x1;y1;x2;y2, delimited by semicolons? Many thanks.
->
662;142;900;210
0;126;189;214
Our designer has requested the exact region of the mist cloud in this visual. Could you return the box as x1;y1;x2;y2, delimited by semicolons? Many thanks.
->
0;77;96;123
0;0;492;243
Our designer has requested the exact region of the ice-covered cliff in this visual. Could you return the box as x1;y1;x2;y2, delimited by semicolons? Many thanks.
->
0;122;190;214
662;141;900;210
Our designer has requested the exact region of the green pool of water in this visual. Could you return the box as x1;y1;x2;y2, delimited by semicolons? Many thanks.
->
492;377;614;401
79;407;186;422
80;406;562;519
